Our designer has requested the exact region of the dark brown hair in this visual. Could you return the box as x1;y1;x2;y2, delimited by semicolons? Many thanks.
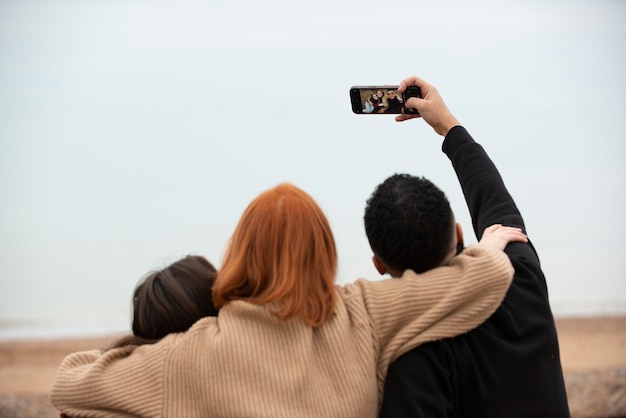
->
109;255;218;349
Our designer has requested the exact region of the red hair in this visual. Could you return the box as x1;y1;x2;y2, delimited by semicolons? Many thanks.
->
212;183;337;326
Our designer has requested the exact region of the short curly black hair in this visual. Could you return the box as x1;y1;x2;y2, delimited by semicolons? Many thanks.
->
364;173;455;274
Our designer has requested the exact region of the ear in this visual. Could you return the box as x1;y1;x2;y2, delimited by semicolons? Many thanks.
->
456;222;464;246
372;255;387;275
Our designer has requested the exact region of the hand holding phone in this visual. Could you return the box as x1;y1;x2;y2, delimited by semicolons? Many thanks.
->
395;75;461;135
350;85;422;115
401;86;422;115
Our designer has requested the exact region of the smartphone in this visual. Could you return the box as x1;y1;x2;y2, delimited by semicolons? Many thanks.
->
350;85;422;115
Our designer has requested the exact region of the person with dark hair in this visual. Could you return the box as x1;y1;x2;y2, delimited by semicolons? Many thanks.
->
58;255;219;418
109;254;219;349
382;89;404;114
51;180;522;417
374;76;570;417
365;173;461;275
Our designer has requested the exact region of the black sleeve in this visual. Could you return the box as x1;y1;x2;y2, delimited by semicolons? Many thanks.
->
442;126;545;271
380;341;454;418
442;126;525;238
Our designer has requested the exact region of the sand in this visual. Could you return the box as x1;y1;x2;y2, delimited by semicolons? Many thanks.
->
1;316;625;417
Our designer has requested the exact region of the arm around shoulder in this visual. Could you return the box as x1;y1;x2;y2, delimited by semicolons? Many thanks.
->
360;244;512;359
404;244;513;349
50;341;173;416
445;244;514;316
352;244;512;400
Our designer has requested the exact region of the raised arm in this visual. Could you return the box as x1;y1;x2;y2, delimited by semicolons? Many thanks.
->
397;75;525;240
443;127;524;240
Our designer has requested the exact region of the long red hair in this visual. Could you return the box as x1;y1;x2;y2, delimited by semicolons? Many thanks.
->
212;183;337;326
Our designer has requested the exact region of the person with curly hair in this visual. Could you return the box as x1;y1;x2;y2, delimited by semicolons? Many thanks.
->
376;76;570;418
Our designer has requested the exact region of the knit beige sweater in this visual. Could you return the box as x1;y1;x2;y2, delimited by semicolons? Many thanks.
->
51;245;513;418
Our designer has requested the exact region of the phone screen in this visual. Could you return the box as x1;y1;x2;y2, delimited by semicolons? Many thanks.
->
350;85;421;115
350;86;414;115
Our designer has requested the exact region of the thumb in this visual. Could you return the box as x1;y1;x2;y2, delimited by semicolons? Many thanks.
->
395;113;421;122
405;96;425;112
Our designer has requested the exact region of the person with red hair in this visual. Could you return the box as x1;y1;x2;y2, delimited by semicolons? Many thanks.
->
51;159;524;417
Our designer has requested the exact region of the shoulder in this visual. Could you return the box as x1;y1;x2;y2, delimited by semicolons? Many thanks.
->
453;245;513;276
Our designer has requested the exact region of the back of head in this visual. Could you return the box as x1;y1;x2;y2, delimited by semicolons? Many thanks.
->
213;183;337;327
108;255;218;350
131;255;219;340
364;174;454;274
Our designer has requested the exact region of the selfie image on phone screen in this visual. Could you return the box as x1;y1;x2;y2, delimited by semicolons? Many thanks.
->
350;85;420;115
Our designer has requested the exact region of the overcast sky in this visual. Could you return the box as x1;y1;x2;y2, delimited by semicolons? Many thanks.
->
1;0;625;334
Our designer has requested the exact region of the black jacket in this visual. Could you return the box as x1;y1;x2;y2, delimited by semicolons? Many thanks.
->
380;127;570;418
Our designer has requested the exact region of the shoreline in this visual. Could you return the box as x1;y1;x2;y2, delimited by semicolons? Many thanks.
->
1;316;625;418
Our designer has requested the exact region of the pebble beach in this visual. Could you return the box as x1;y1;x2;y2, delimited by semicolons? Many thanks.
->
1;316;625;418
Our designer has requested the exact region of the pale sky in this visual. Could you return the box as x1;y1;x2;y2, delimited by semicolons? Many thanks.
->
1;0;625;336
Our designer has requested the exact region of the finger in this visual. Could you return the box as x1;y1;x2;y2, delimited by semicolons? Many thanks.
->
504;227;526;238
404;97;425;110
502;230;528;242
498;227;523;235
484;224;503;233
398;77;417;93
398;75;429;93
395;114;421;122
